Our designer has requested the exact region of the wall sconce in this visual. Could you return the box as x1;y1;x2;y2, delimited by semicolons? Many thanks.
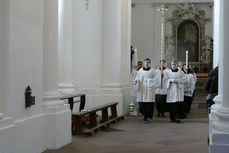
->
25;86;35;108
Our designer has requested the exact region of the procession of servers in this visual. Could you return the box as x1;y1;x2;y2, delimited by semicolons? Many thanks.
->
130;58;196;123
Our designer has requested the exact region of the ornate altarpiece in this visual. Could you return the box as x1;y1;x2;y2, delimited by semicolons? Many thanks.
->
165;2;213;73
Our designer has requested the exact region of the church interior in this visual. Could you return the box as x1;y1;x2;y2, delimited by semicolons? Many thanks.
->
0;0;228;153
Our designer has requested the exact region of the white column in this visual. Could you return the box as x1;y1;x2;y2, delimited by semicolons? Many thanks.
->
213;1;220;69
102;0;122;84
0;0;9;119
101;0;130;84
43;0;71;149
95;0;131;115
221;1;229;109
209;0;223;147
43;0;64;107
214;0;229;120
210;0;229;152
211;0;222;112
0;113;3;120
58;0;75;93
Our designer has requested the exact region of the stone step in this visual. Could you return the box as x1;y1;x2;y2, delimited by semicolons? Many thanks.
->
193;97;206;101
189;108;208;118
192;102;207;109
191;90;207;109
194;90;207;95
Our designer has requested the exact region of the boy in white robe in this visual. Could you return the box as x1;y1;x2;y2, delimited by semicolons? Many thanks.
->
178;61;183;70
183;66;196;117
166;60;185;123
134;58;156;122
154;59;170;117
130;61;142;116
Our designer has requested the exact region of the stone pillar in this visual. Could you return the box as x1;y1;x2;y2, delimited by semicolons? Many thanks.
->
58;0;75;93
43;0;71;149
210;0;229;152
43;0;63;107
95;0;131;115
0;113;3;120
102;0;121;84
211;0;222;114
213;1;220;69
0;0;10;120
220;0;229;109
102;0;131;84
209;0;223;146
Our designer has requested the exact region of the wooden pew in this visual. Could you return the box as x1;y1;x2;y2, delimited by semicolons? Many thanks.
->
72;102;124;136
60;93;86;133
60;93;86;112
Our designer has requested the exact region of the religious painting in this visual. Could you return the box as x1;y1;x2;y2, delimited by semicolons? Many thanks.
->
177;20;199;62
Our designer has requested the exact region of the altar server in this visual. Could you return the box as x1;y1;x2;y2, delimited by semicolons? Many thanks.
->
154;59;169;117
134;58;156;122
130;61;143;116
183;66;196;117
166;60;185;123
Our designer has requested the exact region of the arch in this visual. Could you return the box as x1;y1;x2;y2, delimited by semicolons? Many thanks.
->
177;20;199;62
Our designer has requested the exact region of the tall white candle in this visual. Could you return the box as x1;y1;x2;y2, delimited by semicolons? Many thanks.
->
134;48;138;66
186;50;188;68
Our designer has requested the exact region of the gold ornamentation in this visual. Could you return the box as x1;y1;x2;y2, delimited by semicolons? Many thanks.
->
158;5;167;67
158;4;167;86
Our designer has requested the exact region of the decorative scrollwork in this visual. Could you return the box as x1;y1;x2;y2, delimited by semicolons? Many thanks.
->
165;2;212;67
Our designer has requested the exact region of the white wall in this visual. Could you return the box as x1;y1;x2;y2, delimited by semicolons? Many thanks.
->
131;4;160;67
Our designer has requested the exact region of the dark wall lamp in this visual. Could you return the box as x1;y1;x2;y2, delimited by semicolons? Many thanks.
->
25;86;35;108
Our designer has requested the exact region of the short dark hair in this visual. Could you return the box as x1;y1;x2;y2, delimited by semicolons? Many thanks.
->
144;58;151;63
137;61;142;64
171;59;177;63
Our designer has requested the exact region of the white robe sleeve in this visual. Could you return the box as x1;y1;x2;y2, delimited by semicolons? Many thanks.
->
177;70;186;88
155;70;169;88
163;70;170;87
130;70;137;85
189;74;195;92
184;74;196;96
134;70;140;91
166;71;172;89
148;69;157;88
193;73;197;84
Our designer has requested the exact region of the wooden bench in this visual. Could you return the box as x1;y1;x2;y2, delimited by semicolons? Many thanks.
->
72;102;124;135
60;93;86;112
60;93;86;133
